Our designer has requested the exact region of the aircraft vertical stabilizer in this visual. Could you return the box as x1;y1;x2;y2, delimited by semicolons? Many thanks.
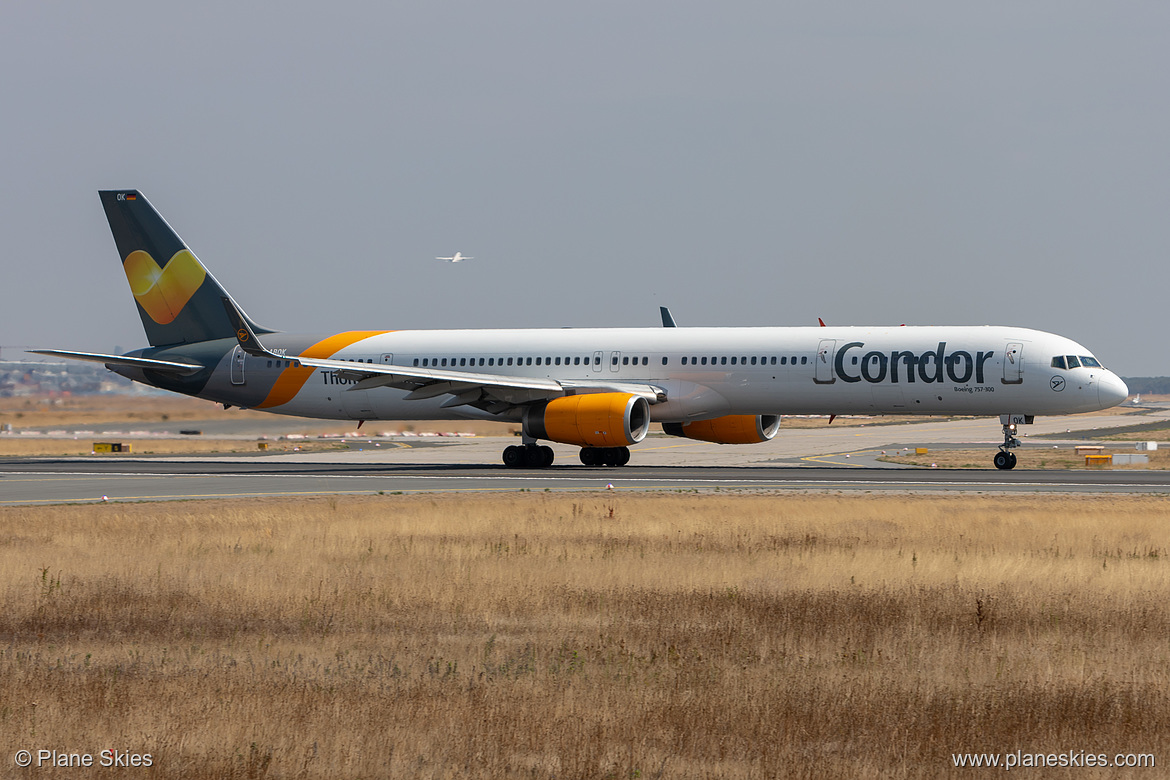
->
98;190;270;347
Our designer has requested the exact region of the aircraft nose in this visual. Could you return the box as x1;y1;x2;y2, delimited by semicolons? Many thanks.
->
1098;372;1129;408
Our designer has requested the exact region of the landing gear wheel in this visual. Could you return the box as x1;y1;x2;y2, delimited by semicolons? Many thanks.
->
503;445;524;468
994;421;1022;470
579;446;631;466
599;447;631;467
505;443;555;468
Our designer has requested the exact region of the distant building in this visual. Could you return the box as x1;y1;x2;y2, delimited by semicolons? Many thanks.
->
0;359;134;397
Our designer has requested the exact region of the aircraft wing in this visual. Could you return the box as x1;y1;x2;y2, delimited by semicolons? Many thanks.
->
296;356;666;412
222;296;664;412
27;349;205;375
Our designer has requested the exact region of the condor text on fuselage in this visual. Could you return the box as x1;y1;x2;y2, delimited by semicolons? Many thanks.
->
833;341;994;385
32;190;1130;471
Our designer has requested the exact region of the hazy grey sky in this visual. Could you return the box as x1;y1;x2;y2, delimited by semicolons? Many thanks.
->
2;2;1167;376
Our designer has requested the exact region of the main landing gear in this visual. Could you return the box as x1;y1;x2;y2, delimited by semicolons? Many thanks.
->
500;444;634;468
503;443;554;468
994;421;1021;470
578;446;631;467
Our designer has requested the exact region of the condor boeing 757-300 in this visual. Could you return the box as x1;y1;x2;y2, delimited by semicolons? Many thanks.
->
34;191;1129;470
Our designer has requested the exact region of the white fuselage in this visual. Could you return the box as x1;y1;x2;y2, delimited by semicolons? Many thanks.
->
212;324;1127;423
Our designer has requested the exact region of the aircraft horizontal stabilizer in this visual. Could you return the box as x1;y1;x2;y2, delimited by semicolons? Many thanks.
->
28;349;204;375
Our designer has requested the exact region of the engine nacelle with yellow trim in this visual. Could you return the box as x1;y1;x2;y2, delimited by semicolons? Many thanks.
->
661;414;780;444
524;393;650;447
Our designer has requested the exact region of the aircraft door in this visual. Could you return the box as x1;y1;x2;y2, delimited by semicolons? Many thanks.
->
592;351;603;372
1003;342;1023;384
814;339;836;384
609;351;621;372
230;345;246;385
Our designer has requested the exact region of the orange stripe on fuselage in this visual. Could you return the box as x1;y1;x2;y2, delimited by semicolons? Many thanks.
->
255;331;390;409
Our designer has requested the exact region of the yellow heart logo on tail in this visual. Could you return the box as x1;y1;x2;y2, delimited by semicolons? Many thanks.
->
123;249;207;324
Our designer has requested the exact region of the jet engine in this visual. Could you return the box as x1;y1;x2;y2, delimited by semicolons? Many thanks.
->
523;393;650;447
661;414;780;444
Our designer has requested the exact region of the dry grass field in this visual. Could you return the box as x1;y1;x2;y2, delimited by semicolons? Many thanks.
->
2;493;1167;778
0;395;247;429
0;395;519;437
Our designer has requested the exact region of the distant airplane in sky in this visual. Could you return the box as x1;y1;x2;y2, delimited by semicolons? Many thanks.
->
436;252;472;263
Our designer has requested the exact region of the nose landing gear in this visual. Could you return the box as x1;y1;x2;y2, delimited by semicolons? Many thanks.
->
993;447;1017;470
993;416;1029;470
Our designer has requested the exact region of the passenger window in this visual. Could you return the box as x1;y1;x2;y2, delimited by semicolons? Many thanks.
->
642;357;648;366
730;357;737;365
720;356;727;365
574;357;581;365
662;357;668;365
507;358;513;366
701;357;708;365
801;356;808;365
682;357;688;365
770;357;777;365
622;356;629;365
535;357;542;366
741;356;747;364
1066;356;1080;369
750;356;757;366
412;358;418;367
526;357;532;366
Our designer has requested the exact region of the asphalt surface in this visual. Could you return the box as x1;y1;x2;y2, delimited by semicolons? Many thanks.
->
2;408;1167;504
3;454;1170;505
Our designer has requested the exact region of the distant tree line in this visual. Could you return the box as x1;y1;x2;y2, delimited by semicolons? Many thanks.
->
1121;377;1170;395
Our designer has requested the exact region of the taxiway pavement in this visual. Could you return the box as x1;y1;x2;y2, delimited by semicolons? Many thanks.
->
2;410;1167;504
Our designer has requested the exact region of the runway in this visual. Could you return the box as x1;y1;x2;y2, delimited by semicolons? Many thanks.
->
3;409;1167;504
3;456;1170;505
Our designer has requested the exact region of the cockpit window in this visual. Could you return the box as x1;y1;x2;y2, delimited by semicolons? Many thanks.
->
1079;356;1101;368
1066;356;1081;369
1051;356;1067;370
